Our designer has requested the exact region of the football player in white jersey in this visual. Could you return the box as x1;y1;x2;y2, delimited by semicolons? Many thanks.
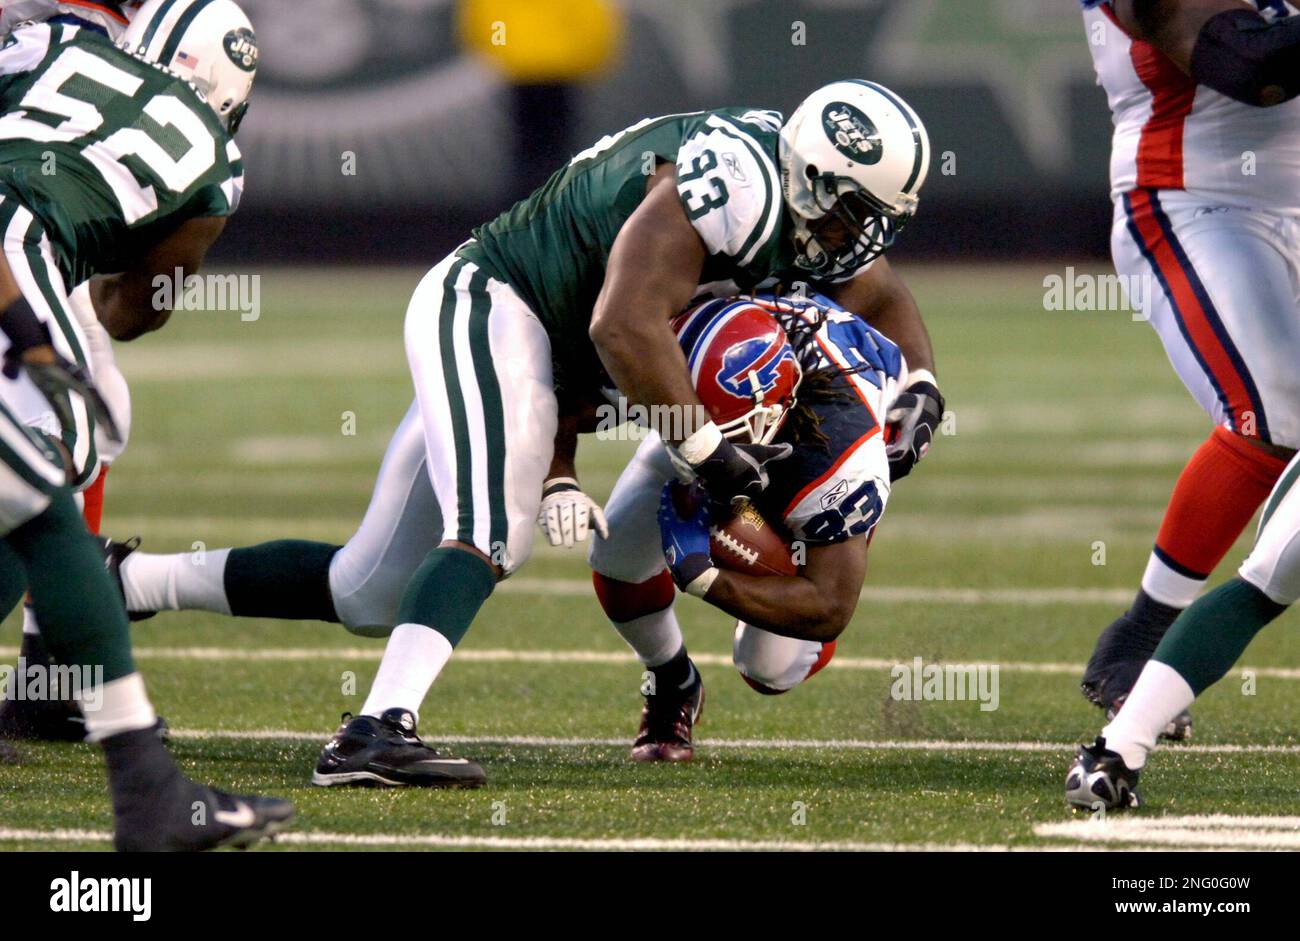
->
1077;0;1300;739
1069;447;1300;810
589;292;902;761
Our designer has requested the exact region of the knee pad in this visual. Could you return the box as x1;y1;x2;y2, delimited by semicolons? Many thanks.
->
733;622;836;694
328;542;407;637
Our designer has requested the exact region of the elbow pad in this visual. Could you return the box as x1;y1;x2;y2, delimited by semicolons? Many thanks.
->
1191;8;1300;106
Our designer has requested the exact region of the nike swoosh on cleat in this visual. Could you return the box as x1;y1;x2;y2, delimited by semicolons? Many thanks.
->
412;758;471;766
214;800;257;828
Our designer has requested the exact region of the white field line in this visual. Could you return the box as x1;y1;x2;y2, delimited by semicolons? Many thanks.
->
8;644;1300;681
1035;815;1300;850
0;826;1145;852
161;729;1300;755
498;578;1135;606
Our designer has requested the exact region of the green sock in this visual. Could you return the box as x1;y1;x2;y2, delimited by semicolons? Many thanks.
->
224;540;341;622
1153;577;1288;695
395;547;496;647
0;540;25;622
5;491;135;682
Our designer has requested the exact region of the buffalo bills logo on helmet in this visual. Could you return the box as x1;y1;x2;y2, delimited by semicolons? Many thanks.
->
716;337;798;401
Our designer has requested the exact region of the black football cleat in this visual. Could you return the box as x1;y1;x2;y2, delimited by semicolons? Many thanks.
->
107;728;294;852
116;782;295;852
0;693;169;744
102;537;156;621
0;739;19;764
1065;736;1142;812
0;693;87;742
1105;693;1192;742
311;709;486;788
631;665;704;763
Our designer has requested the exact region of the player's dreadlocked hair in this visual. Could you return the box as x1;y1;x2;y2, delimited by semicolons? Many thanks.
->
765;298;866;453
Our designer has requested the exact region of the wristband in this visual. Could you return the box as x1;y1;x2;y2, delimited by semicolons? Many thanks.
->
679;421;724;466
905;367;937;389
542;476;581;496
683;565;719;598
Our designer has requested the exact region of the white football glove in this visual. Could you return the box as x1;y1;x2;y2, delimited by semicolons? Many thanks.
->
538;477;609;548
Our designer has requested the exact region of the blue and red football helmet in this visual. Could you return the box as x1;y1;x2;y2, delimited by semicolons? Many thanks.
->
671;297;803;445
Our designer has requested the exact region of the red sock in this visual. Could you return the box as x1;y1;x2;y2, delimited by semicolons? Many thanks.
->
1145;427;1288;604
80;466;108;535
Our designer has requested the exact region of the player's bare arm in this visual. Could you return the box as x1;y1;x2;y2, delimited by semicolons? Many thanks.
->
91;215;227;341
702;536;868;643
825;256;935;374
1113;0;1300;105
589;166;707;442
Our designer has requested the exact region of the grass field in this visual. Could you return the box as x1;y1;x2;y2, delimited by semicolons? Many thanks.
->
2;263;1299;852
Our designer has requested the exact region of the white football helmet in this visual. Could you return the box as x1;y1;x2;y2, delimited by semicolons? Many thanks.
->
120;0;257;134
779;80;930;281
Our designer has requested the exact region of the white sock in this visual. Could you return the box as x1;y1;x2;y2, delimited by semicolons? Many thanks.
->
1140;552;1204;609
120;548;232;615
360;624;454;720
1101;660;1196;770
612;606;684;667
22;605;38;636
81;673;157;743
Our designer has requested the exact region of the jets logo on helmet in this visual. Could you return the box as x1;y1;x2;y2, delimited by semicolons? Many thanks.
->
822;103;882;165
780;80;930;281
673;298;803;446
223;25;256;71
121;0;257;134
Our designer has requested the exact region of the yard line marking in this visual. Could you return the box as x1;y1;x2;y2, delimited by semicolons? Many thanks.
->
0;827;1143;852
9;644;1300;680
162;729;1300;754
1035;815;1300;849
499;578;1135;605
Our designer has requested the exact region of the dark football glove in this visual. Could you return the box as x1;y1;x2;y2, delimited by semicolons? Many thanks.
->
885;375;943;482
658;482;718;598
674;423;792;508
2;309;122;444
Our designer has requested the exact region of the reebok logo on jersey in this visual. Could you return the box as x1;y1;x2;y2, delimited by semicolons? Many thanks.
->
821;479;849;509
721;151;747;182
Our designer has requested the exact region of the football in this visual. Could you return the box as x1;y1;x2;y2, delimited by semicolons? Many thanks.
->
710;498;799;577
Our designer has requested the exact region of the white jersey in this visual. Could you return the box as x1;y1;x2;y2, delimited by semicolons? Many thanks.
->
0;1;135;39
763;297;901;545
1082;0;1300;210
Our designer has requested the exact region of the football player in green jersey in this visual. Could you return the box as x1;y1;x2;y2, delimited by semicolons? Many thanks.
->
0;0;250;739
0;0;294;850
113;81;945;788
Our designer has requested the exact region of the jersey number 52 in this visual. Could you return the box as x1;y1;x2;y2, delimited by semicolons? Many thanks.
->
0;46;217;224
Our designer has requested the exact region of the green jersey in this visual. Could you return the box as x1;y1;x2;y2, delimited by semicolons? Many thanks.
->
460;108;803;394
0;21;242;286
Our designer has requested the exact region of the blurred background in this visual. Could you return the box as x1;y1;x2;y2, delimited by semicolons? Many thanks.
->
224;0;1115;266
